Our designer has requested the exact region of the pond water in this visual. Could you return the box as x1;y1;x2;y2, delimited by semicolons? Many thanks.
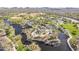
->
12;24;22;35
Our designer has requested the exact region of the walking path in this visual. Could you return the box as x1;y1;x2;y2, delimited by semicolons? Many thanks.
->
66;30;74;51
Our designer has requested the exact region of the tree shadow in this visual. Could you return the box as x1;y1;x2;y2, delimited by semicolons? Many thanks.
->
21;32;31;45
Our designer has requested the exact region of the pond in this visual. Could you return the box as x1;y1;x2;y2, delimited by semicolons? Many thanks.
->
3;19;71;51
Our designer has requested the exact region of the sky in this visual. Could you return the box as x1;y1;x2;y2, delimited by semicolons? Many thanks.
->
0;0;79;8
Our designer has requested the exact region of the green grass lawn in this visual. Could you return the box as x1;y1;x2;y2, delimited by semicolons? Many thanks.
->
61;23;79;36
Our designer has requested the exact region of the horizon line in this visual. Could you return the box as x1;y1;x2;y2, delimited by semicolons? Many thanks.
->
0;7;79;8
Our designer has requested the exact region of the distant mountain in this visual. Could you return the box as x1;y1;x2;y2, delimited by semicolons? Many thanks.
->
0;7;79;16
